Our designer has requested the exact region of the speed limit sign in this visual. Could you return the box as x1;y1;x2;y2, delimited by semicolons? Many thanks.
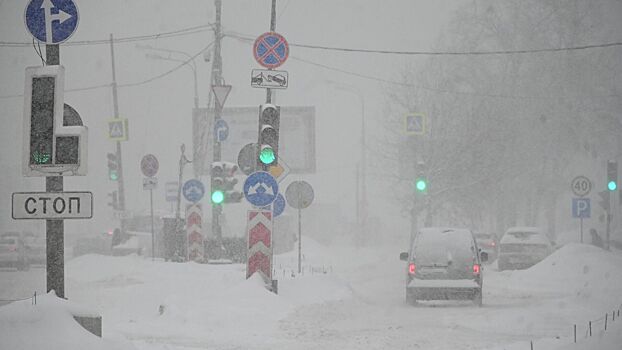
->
571;176;592;197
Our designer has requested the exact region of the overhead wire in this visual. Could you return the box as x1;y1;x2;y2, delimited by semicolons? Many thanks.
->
227;32;622;56
0;40;215;99
226;33;621;100
0;23;214;47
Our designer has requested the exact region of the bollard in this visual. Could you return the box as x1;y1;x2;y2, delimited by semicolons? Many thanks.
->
614;310;616;322
605;313;608;330
589;321;592;337
574;324;577;343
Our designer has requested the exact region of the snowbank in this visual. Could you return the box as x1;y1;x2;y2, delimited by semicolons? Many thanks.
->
0;291;135;350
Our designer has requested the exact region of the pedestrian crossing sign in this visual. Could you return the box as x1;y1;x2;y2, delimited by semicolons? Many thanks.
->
405;113;426;135
108;118;128;141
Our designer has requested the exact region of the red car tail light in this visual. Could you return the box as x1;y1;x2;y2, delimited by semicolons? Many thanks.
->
473;264;480;275
408;263;416;275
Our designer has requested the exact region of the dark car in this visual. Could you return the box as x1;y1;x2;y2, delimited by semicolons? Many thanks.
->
400;227;487;306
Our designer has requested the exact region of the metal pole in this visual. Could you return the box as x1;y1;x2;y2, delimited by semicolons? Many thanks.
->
298;207;302;274
110;34;126;229
266;0;277;103
150;188;155;261
580;217;583;243
45;44;64;299
211;0;224;247
360;94;367;236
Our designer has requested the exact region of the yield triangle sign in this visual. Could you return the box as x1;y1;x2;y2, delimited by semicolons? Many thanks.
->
212;84;232;107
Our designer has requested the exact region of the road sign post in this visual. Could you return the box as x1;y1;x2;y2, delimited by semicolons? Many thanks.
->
285;181;314;274
246;210;273;282
141;154;159;261
22;1;84;298
572;197;591;243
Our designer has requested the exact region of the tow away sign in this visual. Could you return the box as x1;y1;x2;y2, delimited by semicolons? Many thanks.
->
12;191;92;219
251;69;288;89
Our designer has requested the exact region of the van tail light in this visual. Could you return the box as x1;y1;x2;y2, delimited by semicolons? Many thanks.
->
408;263;416;275
473;264;480;275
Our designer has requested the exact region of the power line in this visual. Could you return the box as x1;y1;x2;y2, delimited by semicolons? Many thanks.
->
227;32;622;56
0;41;215;99
227;34;620;101
0;24;214;48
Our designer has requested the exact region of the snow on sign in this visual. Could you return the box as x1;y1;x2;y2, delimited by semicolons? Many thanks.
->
108;118;128;141
140;154;159;178
12;191;92;219
246;210;272;279
186;204;204;262
243;171;279;207
253;32;289;69
25;0;79;44
251;69;289;89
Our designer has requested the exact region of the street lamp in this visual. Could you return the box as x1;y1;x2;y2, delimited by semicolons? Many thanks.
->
138;45;199;108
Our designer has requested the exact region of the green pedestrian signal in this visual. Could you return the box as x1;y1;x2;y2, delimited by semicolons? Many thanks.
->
211;190;225;204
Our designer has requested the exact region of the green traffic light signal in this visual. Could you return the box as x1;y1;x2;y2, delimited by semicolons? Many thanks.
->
415;178;427;192
211;190;225;204
109;170;119;181
608;181;617;191
259;147;276;165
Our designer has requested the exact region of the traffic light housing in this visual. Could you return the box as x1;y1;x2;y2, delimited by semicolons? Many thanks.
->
607;160;617;191
107;152;119;181
257;104;280;167
598;190;610;211
211;162;243;204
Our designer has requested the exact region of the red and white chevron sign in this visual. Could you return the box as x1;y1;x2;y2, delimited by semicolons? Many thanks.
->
246;210;272;279
186;204;204;262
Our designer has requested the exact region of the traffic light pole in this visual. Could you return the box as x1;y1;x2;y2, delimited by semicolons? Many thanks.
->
211;0;224;246
45;44;64;299
109;34;127;229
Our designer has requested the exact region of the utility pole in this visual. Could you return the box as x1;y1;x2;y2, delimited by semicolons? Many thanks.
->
45;44;64;299
109;34;127;232
211;0;224;248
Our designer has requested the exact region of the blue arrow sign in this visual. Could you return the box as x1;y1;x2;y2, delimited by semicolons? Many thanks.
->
183;179;205;203
25;0;79;44
243;171;278;207
214;119;229;142
273;193;286;217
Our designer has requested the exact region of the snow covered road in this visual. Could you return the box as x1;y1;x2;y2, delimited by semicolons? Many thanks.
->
1;241;621;350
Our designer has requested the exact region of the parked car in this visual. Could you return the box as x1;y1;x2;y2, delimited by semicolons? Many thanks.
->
0;235;29;270
473;232;499;263
498;227;552;271
400;227;487;306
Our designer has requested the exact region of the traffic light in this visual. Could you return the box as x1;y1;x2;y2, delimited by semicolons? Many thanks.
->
598;190;610;211
107;191;118;210
607;160;617;191
107;152;119;181
257;104;280;167
211;162;243;204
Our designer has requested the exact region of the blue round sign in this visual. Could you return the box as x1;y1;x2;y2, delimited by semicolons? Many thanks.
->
243;171;279;207
25;0;79;44
214;119;229;142
183;179;205;203
253;32;289;69
273;193;286;217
